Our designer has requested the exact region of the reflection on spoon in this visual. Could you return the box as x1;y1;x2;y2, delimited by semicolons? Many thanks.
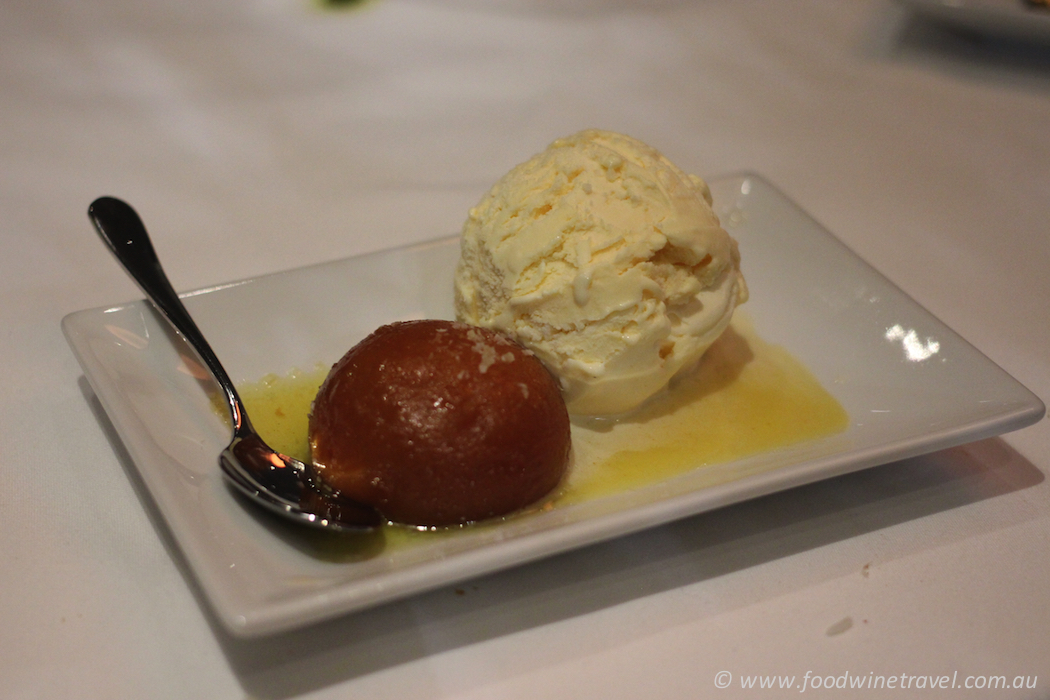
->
88;196;380;533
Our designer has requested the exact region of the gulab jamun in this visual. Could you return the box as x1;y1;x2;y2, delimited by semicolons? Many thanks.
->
308;319;571;527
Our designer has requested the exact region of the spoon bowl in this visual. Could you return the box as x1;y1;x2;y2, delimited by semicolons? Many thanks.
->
88;197;381;533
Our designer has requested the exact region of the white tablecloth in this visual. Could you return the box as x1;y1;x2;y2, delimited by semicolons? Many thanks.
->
3;0;1048;697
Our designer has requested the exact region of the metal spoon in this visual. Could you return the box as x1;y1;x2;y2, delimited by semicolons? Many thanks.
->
88;197;380;533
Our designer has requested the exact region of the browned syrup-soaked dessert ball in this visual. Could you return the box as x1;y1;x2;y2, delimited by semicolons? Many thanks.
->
309;319;571;527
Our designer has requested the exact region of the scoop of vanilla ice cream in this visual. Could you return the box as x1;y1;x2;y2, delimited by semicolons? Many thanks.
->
454;129;747;415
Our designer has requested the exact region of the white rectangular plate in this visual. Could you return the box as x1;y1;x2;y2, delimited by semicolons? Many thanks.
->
63;174;1044;637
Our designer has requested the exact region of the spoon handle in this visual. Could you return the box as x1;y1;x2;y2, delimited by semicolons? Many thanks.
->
87;197;249;435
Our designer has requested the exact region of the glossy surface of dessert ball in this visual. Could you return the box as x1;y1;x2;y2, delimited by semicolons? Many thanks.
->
309;320;571;527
